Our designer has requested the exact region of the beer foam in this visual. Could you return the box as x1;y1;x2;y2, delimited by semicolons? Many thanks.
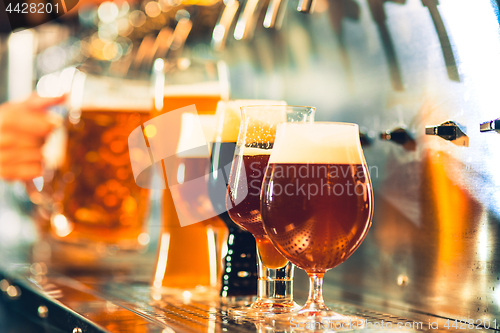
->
164;81;221;96
176;114;216;157
76;75;153;111
269;123;364;165
242;147;272;156
216;100;287;142
199;115;217;143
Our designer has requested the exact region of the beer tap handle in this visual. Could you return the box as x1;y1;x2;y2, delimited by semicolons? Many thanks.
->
212;0;240;51
380;127;416;151
297;0;316;13
234;0;265;40
264;0;288;29
480;118;500;133
327;0;360;93
425;120;469;147
367;0;406;91
169;18;193;55
421;0;460;82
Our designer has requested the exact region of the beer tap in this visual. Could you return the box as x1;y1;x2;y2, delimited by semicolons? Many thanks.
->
131;19;191;73
367;0;406;91
212;0;240;51
234;0;265;40
327;0;360;92
359;127;375;147
480;118;500;133
297;0;316;13
264;0;288;29
380;127;416;151
421;0;460;82
425;120;469;147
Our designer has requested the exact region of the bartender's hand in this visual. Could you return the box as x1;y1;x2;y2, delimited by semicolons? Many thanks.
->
0;94;65;180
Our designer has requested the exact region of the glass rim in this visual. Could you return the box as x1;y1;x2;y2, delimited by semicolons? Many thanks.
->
240;105;316;111
278;121;359;127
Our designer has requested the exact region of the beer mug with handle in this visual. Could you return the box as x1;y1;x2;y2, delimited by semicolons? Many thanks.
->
28;68;153;270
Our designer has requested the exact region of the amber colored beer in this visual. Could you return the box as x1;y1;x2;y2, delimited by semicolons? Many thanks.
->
161;95;221;114
46;109;151;247
227;154;269;237
261;163;373;273
170;157;217;223
155;185;226;289
152;91;228;290
156;156;227;289
227;152;288;269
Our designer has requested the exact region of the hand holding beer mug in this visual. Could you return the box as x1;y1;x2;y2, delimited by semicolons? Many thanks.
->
260;122;373;327
28;69;152;270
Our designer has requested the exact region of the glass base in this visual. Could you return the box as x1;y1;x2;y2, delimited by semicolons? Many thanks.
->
263;311;366;331
150;285;220;302
229;299;301;320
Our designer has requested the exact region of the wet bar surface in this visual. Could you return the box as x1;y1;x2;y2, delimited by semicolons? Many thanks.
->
0;248;494;333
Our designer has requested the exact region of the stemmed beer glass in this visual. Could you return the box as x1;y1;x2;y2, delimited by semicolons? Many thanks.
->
226;106;315;318
208;100;286;297
260;122;373;327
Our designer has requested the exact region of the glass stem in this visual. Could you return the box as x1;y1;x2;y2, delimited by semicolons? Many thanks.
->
302;273;329;312
253;246;294;307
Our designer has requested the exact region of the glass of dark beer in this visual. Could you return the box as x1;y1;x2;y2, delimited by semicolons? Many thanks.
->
207;100;286;298
260;122;373;326
226;105;315;318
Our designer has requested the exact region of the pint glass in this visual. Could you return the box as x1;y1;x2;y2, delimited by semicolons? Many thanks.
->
150;58;228;293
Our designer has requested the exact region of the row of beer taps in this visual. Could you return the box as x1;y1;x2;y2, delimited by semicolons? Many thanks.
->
209;0;461;90
51;0;463;95
211;0;315;51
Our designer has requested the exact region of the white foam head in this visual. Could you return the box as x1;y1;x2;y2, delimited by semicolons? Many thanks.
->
74;74;153;111
176;114;216;157
269;122;364;164
164;81;221;97
215;100;287;142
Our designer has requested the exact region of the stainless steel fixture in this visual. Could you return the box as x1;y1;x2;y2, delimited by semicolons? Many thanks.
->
425;120;469;146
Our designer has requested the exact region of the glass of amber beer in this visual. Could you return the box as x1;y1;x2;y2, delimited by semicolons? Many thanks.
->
150;58;228;293
260;122;373;326
29;70;153;269
225;105;315;318
151;113;228;293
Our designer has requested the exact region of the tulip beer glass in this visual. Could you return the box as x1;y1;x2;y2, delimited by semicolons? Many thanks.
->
261;122;373;326
226;105;315;317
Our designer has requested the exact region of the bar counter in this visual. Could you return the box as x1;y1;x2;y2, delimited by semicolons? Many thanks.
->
0;242;472;333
